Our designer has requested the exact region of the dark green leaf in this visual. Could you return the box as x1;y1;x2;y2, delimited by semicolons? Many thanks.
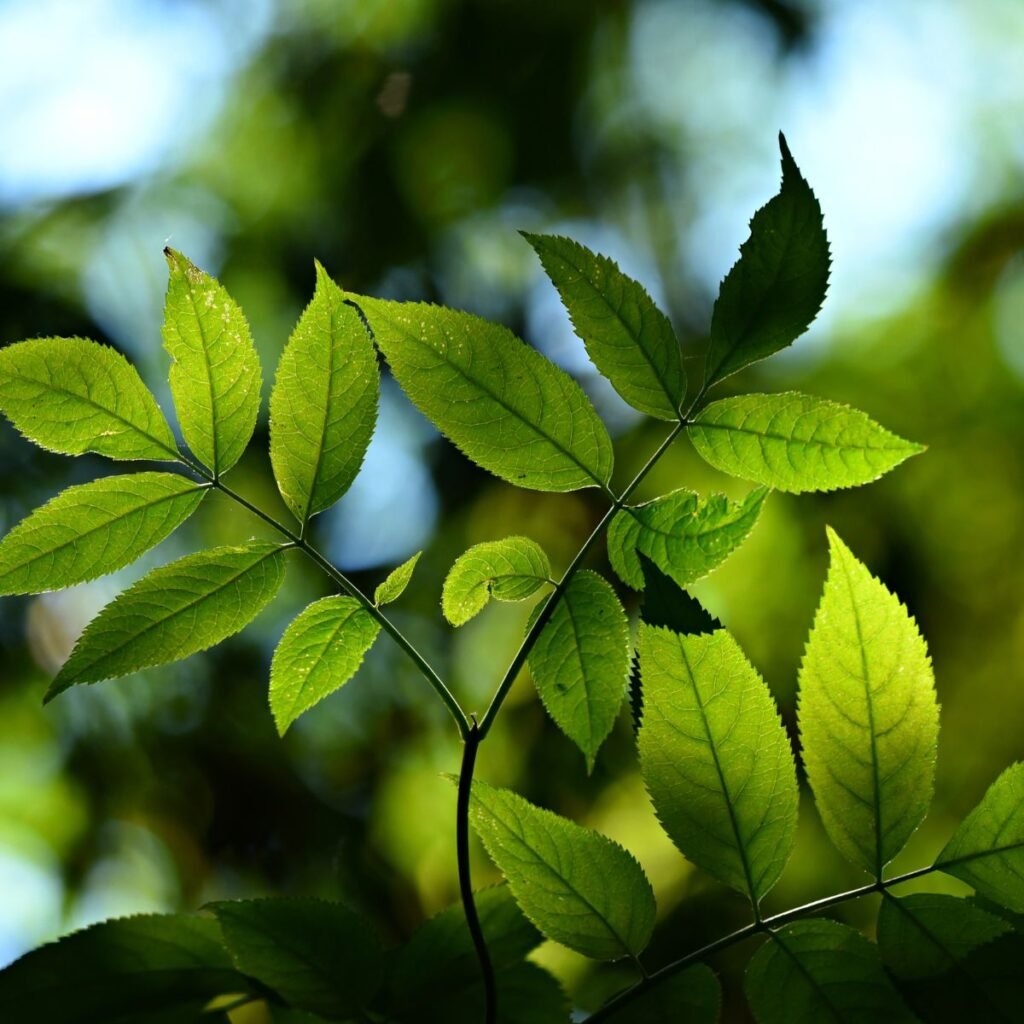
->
211;898;384;1019
524;232;685;420
598;964;721;1023
704;133;829;388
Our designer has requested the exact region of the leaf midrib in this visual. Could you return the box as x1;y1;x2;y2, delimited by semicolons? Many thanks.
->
181;277;223;477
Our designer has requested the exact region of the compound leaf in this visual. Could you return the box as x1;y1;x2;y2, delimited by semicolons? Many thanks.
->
638;625;798;904
0;472;207;595
744;919;913;1024
528;570;630;771
608;486;767;590
48;541;287;698
163;249;262;477
467;780;656;961
211;899;383;1019
597;964;721;1024
442;537;551;626
937;763;1024;912
270;595;380;734
0;913;245;1024
688;392;923;493
523;232;685;420
269;263;379;524
704;133;830;388
798;528;938;877
350;295;613;492
374;550;422;606
0;337;178;462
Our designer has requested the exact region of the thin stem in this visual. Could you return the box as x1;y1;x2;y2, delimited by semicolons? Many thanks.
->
457;719;497;1024
177;454;471;739
585;863;943;1022
478;420;685;738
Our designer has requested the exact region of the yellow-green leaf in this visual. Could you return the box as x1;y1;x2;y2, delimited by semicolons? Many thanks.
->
374;551;422;607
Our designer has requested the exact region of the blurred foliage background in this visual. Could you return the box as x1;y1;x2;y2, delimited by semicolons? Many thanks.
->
1;0;1023;1018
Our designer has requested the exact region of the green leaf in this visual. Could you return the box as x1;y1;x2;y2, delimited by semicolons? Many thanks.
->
688;392;923;493
523;232;685;420
349;295;614;492
704;133;830;388
638;554;721;635
374;550;422;606
467;780;656;960
48;541;287;699
744;919;913;1024
878;894;1024;1023
0;472;207;595
528;570;630;771
0;337;178;462
442;536;552;626
162;249;262;477
269;596;380;734
598;964;721;1024
638;625;798;904
211;898;384;1019
269;263;379;524
936;763;1024;912
608;486;767;590
798;528;938;877
382;885;543;1020
0;913;246;1024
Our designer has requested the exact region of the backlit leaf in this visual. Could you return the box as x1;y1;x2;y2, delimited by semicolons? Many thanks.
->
0;472;207;595
270;595;380;734
524;232;685;420
48;541;287;698
467;780;656;961
0;913;245;1024
608;486;767;589
744;919;913;1024
798;528;938;876
269;263;379;524
638;625;798;904
442;536;551;626
163;249;262;476
688;392;923;493
704;133;830;388
211;899;384;1019
374;550;422;606
0;337;178;461
350;295;613;491
937;763;1024;912
528;570;630;771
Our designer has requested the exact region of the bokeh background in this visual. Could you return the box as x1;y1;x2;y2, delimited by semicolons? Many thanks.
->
1;0;1023;1018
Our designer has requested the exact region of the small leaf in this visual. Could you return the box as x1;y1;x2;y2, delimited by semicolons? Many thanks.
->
608;486;767;589
374;550;422;606
744;919;913;1024
349;295;614;492
0;913;245;1024
936;763;1024;912
0;472;207;595
211;898;384;1019
528;570;630;771
382;886;545;1021
269;263;379;524
704;133;830;388
598;964;721;1024
798;528;938;877
879;893;1024;1022
688;392;923;493
48;541;288;698
442;536;551;626
163;249;262;477
523;232;685;420
638;625;798;904
0;337;178;461
467;780;656;960
270;596;380;733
